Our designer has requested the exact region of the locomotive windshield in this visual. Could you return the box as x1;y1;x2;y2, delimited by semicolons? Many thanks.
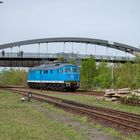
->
72;68;78;73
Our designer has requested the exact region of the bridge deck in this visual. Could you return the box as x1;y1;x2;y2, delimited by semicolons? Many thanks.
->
0;52;135;67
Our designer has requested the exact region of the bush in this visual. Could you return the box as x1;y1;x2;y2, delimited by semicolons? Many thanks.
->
0;68;28;86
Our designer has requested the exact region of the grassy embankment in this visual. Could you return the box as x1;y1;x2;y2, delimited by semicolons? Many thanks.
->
0;90;85;140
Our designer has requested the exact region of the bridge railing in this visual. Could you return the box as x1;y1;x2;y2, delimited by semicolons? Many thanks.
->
0;52;135;61
78;54;135;61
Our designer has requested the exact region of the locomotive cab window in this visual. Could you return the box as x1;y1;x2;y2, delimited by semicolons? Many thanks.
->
59;69;63;73
65;68;70;73
72;68;78;73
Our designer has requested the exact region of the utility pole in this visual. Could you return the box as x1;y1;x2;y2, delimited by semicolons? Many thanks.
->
112;64;114;87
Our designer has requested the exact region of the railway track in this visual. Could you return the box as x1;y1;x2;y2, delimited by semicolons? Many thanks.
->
33;89;104;96
3;87;140;135
0;85;104;96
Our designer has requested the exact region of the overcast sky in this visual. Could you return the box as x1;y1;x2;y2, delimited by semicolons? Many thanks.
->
0;0;140;55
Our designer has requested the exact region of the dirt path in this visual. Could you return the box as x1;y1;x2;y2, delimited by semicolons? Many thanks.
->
33;102;119;140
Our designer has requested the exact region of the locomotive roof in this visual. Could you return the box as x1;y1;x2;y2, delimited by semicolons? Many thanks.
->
30;63;77;70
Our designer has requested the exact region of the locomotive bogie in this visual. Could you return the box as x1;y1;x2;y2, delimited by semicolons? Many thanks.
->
28;81;80;91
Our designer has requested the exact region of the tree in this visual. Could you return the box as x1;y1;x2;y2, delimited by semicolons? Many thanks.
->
94;61;112;88
80;57;96;89
133;57;140;88
115;62;136;88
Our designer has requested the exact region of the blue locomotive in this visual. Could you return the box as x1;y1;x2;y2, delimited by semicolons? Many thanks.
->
27;63;80;91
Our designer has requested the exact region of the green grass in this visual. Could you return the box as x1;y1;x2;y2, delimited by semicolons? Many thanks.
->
37;91;140;140
42;92;140;115
0;90;85;140
0;90;139;140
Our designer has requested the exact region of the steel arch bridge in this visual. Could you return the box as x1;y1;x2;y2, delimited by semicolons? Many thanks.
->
0;37;139;67
0;37;140;55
